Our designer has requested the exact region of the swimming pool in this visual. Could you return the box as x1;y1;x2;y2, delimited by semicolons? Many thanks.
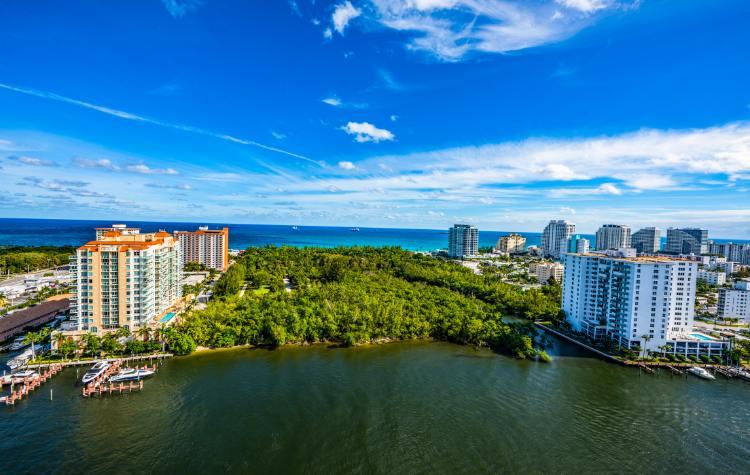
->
159;312;177;324
690;333;715;341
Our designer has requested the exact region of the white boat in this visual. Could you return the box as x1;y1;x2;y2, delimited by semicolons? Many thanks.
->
8;336;28;351
350;227;360;232
10;370;39;383
81;361;111;385
7;344;44;370
109;368;155;383
736;369;750;382
688;367;716;380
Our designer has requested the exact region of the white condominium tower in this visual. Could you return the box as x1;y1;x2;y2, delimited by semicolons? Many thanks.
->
631;227;661;254
448;224;479;258
561;253;725;357
496;233;526;254
174;226;230;271
72;229;182;333
595;224;631;251
541;220;575;259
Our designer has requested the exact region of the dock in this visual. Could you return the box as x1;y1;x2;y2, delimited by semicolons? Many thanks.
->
1;364;64;406
80;360;158;398
25;353;173;369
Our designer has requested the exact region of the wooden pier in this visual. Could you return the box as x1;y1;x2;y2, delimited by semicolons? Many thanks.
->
25;353;172;369
1;364;64;406
80;360;158;398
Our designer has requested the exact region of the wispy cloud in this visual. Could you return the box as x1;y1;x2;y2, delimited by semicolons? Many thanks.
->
7;155;57;167
341;122;395;143
161;0;203;18
338;161;356;170
145;183;193;190
74;157;121;171
362;0;637;61
0;83;319;165
127;163;179;175
322;96;343;107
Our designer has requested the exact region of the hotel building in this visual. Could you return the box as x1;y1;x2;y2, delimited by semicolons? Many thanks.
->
697;269;726;286
71;229;182;332
174;226;230;271
530;261;564;283
448;224;479;258
496;233;526;254
562;253;726;357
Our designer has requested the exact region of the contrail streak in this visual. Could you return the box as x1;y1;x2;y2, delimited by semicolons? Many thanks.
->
0;82;320;165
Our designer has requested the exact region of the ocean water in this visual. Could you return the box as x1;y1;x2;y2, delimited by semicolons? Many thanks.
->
0;218;746;251
0;218;549;251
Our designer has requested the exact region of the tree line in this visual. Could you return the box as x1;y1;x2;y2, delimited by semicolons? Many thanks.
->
167;246;563;360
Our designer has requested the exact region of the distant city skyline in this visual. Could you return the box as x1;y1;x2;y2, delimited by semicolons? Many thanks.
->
2;1;750;237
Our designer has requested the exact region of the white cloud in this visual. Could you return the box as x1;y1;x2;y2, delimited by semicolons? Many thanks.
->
341;121;395;143
127;163;179;175
338;161;356;170
145;183;193;190
556;0;609;13
7;155;56;167
364;0;636;61
323;27;333;39
332;1;361;35
390;114;398;122
74;157;120;171
322;96;343;107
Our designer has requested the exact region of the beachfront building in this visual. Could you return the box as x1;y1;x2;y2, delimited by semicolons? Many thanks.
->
95;224;141;240
174;226;230;271
595;224;631;251
701;256;736;275
697;269;726;286
530;261;564;283
448;224;479;259
541;220;575;260
496;233;526;254
561;253;727;357
718;280;750;323
632;227;661;254
71;229;182;333
567;235;590;254
665;228;708;255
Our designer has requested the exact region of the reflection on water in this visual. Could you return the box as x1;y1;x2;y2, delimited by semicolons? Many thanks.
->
1;340;749;473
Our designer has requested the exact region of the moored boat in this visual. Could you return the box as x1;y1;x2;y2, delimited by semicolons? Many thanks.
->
81;361;111;385
6;344;44;370
688;367;716;380
109;368;155;382
8;336;28;351
10;370;39;384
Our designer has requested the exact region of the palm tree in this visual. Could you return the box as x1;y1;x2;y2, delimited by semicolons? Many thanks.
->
115;326;131;339
23;331;41;361
641;334;652;360
136;326;152;342
53;331;66;355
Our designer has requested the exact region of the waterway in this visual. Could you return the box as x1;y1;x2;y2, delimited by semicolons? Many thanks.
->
1;339;749;473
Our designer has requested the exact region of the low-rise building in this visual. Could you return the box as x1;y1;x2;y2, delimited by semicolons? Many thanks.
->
530;261;564;283
718;280;750;323
0;296;70;342
697;269;726;286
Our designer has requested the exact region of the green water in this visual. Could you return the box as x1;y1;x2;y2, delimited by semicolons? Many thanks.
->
1;339;749;473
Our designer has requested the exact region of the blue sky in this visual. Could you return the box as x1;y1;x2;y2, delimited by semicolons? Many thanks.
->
1;0;749;237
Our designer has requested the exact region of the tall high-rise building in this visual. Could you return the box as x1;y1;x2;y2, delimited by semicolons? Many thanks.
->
665;228;708;255
71;229;182;333
541;220;575;259
448;224;478;258
174;226;230;271
567;235;590;254
495;233;526;254
561;253;726;357
631;227;661;254
595;224;631;251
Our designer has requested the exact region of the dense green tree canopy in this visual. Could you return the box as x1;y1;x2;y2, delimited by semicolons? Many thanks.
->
170;247;562;360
